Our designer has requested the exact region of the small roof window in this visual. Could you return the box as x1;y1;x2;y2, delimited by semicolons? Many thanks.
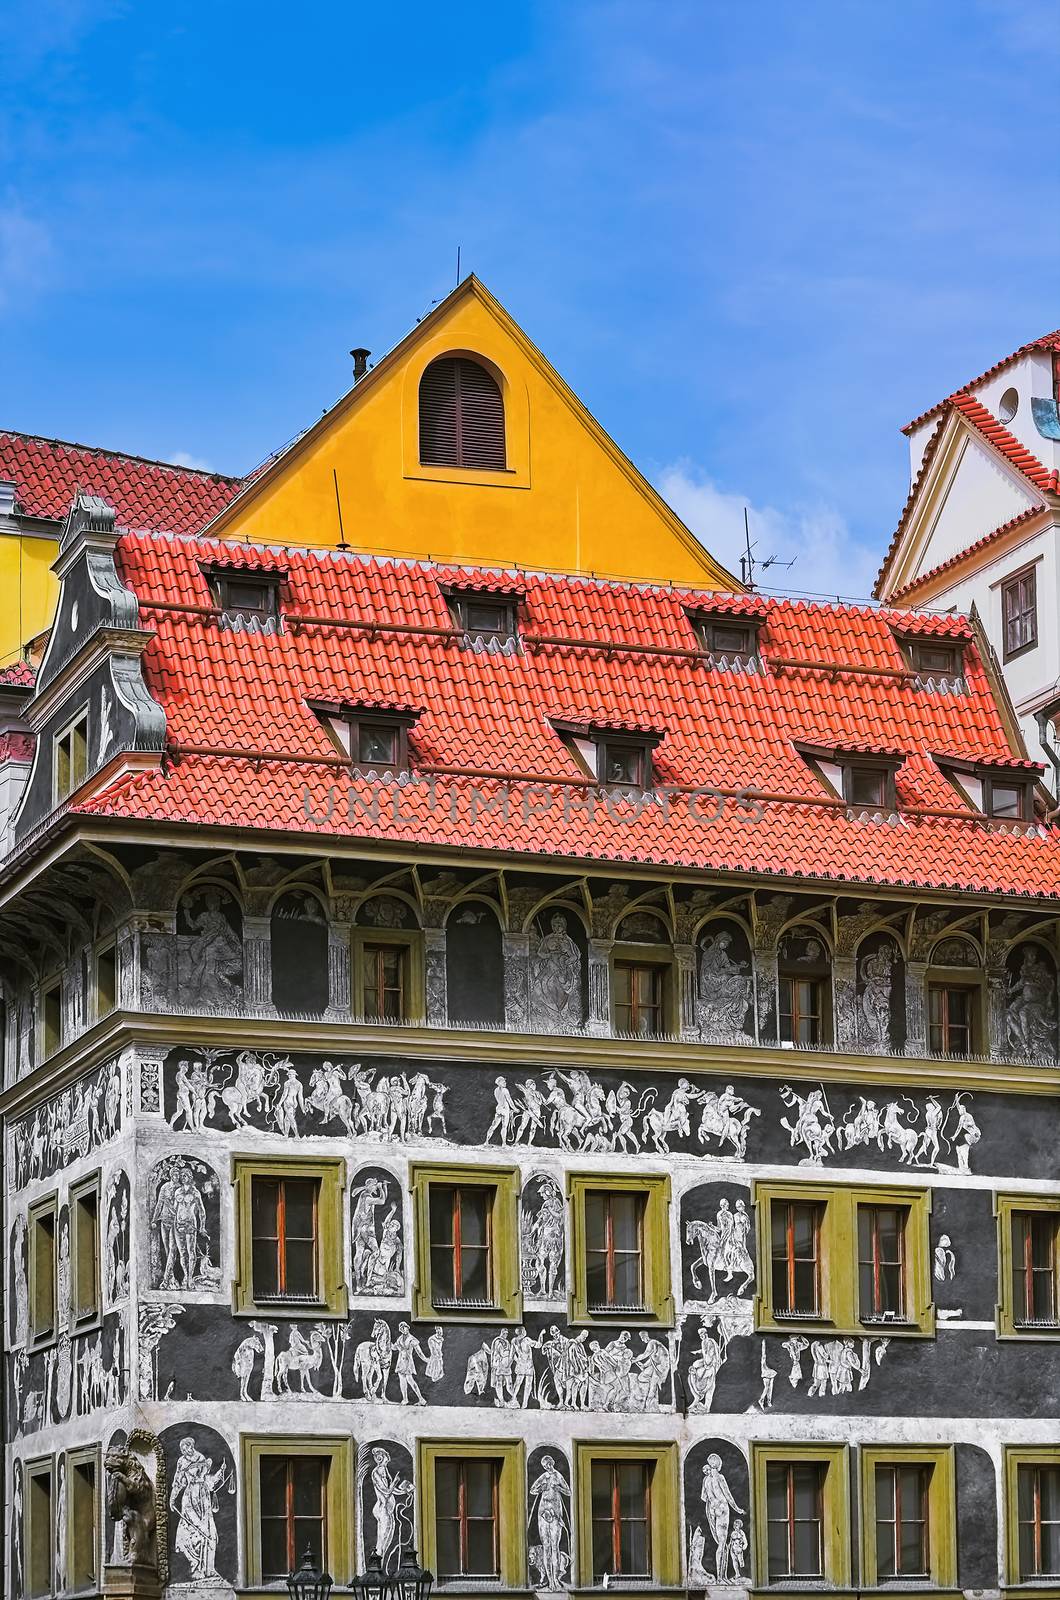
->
203;563;286;629
685;604;763;663
553;718;665;794
310;700;421;775
939;757;1040;822
796;741;904;812
440;581;523;646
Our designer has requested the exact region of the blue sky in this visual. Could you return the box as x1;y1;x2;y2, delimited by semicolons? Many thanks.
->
4;0;1059;598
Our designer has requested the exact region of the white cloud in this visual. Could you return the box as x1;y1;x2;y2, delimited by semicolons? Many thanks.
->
168;450;214;473
658;460;880;602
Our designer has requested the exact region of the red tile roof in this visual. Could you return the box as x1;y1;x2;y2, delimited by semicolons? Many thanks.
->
61;531;1060;899
0;661;36;689
902;330;1060;434
0;430;242;535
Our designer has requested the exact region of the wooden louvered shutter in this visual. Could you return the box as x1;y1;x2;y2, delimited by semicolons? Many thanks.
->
419;357;506;470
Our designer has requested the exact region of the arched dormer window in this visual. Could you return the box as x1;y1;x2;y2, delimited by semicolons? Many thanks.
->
419;356;506;470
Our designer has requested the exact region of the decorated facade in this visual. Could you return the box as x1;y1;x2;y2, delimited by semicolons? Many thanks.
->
4;449;1060;1600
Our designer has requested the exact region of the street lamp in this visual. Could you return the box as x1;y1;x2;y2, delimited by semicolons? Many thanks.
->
352;1552;391;1600
287;1545;334;1600
393;1546;434;1600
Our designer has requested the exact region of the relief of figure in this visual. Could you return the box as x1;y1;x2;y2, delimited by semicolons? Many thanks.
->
11;1213;29;1346
368;1447;413;1568
105;1448;157;1568
56;1457;66;1592
232;1329;265;1402
700;1454;744;1581
11;1468;22;1596
57;1216;70;1332
180;889;243;1005
687;1325;724;1414
351;1176;405;1294
521;1175;565;1299
779;1085;837;1163
150;1157;219;1290
858;944;893;1049
171;1437;230;1580
934;1234;956;1281
685;1198;754;1298
528;1456;571;1590
697;931;753;1039
275;1327;329;1396
757;1343;776;1410
1007;948;1058;1061
106;1179;130;1303
530;913;583;1031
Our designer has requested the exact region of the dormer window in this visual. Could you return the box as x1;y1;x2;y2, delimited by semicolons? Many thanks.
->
907;640;961;678
940;758;1037;821
553;719;664;794
311;701;420;775
599;738;650;790
686;607;762;662
441;583;522;645
204;564;285;626
796;743;901;811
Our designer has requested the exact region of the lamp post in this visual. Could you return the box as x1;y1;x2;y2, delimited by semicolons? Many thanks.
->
287;1545;334;1600
352;1552;391;1600
392;1546;435;1600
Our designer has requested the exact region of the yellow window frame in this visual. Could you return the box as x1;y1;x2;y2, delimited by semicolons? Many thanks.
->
754;1179;934;1337
572;1440;680;1592
567;1171;674;1327
24;1453;55;1600
995;1193;1060;1339
410;1161;521;1323
66;1443;101;1594
241;1432;355;1589
28;1192;58;1349
351;928;425;1022
231;1154;348;1319
69;1171;102;1333
860;1444;956;1590
417;1438;527;1592
751;1442;851;1590
1004;1446;1060;1588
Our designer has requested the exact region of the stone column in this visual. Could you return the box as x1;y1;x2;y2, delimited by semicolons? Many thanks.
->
674;943;699;1039
242;915;273;1015
325;919;352;1021
587;939;613;1035
503;932;531;1032
424;927;448;1027
987;969;1008;1058
905;960;928;1056
833;955;859;1052
116;922;140;1012
753;949;778;1044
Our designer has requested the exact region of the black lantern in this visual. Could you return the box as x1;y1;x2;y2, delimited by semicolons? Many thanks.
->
287;1545;334;1600
393;1546;434;1600
352;1552;390;1600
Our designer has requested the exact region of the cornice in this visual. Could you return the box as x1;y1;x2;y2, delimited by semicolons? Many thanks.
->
26;625;155;729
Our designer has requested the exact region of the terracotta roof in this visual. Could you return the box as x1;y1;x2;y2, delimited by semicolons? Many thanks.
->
902;330;1060;434
888;507;1046;604
0;661;36;689
56;531;1060;900
0;430;242;535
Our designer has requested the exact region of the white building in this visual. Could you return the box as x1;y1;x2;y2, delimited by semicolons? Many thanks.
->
875;331;1060;771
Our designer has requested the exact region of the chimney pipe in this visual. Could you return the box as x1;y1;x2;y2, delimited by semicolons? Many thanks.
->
350;348;371;381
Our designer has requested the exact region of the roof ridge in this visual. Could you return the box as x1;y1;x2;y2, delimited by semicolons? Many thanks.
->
887;506;1046;603
901;329;1060;435
0;427;242;483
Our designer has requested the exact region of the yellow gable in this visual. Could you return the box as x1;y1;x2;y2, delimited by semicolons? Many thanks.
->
208;277;739;589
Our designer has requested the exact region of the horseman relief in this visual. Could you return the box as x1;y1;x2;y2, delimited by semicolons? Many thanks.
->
779;1084;981;1173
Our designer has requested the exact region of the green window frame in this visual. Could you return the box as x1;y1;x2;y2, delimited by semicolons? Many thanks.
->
352;928;424;1022
567;1172;673;1326
752;1443;850;1590
1005;1447;1060;1586
41;977;62;1059
754;1180;934;1337
860;1444;956;1589
418;1439;526;1592
25;1454;55;1600
241;1433;355;1589
996;1194;1060;1338
53;706;89;804
411;1162;521;1323
573;1441;680;1591
28;1193;58;1348
610;949;675;1036
69;1173;101;1332
231;1155;348;1319
66;1443;101;1594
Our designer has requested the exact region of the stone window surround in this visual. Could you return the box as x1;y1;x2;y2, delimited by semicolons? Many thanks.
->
410;1160;522;1324
859;1443;957;1590
751;1441;851;1591
572;1440;681;1592
240;1432;355;1589
995;1192;1060;1340
566;1170;674;1328
231;1153;349;1320
1003;1445;1060;1587
417;1437;527;1595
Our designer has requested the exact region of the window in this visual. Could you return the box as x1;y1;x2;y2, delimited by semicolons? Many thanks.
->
232;1157;348;1318
598;738;650;791
313;701;418;775
444;588;521;643
906;638;962;678
996;1195;1060;1336
352;929;423;1021
845;764;892;808
927;982;976;1056
755;1181;934;1335
986;780;1030;820
796;743;900;812
41;979;62;1057
95;942;117;1018
941;760;1035;820
861;1446;956;1588
67;1445;100;1593
419;356;506;471
613;960;665;1035
54;708;89;803
207;569;283;623
574;1443;679;1590
242;1435;354;1589
770;1198;823;1318
412;1164;521;1321
25;1458;54;1600
29;1195;57;1346
419;1441;525;1589
568;1173;673;1324
70;1176;101;1330
753;1445;849;1589
687;611;761;659
1002;566;1037;659
1006;1450;1060;1584
778;975;823;1045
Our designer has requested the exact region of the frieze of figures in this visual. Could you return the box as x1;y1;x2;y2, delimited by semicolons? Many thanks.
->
10;1056;122;1189
779;1084;981;1171
11;1313;128;1435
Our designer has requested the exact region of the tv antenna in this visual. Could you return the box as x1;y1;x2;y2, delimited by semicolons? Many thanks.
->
739;506;794;592
333;468;350;551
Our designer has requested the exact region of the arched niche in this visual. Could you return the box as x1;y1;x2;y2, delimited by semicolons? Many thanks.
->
777;924;832;1046
356;894;417;929
529;907;588;1032
1004;941;1059;1063
855;931;906;1053
446;901;504;1025
270;889;329;1015
695;918;755;1042
176;883;243;1008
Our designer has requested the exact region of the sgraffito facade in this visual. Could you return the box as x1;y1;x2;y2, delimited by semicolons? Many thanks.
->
4;490;1060;1600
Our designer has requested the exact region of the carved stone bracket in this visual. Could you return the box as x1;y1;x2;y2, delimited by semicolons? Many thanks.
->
752;893;794;953
833;954;859;1051
904;960;928;1055
753;948;778;1043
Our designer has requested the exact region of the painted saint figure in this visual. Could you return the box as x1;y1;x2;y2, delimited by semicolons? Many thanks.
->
530;912;582;1030
171;1436;229;1580
697;930;753;1038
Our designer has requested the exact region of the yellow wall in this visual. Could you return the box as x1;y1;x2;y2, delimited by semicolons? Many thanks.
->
211;278;737;589
0;531;58;667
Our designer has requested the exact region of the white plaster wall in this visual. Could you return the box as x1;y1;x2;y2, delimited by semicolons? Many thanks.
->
915;437;1036;571
973;351;1060;475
